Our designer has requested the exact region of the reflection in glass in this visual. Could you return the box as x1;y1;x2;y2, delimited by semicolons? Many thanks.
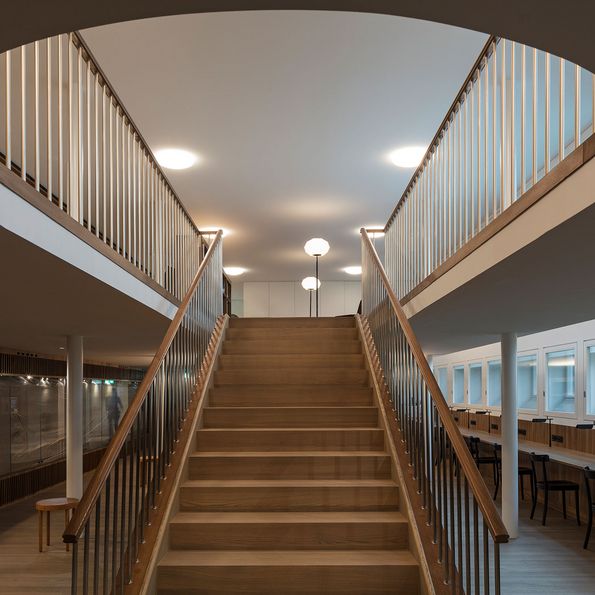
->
546;348;575;413
487;360;501;407
518;354;537;410
0;375;137;478
469;363;483;405
587;346;595;416
453;365;465;404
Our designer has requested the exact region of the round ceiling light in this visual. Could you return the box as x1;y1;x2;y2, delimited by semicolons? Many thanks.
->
224;267;246;276
343;266;362;275
154;148;198;170
301;277;321;291
304;238;330;257
388;146;426;168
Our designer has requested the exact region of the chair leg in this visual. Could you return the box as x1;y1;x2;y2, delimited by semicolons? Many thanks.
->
530;487;538;520
585;510;593;549
38;511;43;553
530;474;535;505
46;511;50;546
575;490;581;526
542;490;549;526
562;492;567;519
520;474;525;501
493;465;500;500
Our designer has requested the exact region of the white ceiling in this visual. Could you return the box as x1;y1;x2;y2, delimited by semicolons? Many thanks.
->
82;11;486;283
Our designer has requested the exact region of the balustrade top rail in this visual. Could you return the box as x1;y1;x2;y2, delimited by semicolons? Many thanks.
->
1;31;206;300
383;36;595;300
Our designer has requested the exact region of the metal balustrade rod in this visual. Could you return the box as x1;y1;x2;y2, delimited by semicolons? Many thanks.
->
21;45;26;181
4;50;11;170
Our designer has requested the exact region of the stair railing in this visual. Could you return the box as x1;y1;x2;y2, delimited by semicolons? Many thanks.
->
360;228;508;594
63;229;224;594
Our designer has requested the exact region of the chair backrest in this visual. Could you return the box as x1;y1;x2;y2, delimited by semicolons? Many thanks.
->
468;436;481;460
530;453;550;485
493;443;501;463
584;467;595;509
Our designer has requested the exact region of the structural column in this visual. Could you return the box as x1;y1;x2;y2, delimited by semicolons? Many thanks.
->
66;335;83;500
501;332;518;538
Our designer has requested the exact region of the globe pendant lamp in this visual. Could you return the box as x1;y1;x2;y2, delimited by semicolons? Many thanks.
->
304;238;329;317
301;276;321;317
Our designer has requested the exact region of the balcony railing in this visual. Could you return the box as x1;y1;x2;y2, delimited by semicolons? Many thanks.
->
0;32;205;300
385;37;595;300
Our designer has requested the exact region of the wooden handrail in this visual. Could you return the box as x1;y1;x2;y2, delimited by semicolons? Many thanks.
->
360;228;509;543
64;229;223;542
384;35;497;231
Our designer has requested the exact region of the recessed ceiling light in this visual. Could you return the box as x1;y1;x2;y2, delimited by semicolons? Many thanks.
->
224;267;247;276
343;266;362;275
388;146;426;168
154;148;198;170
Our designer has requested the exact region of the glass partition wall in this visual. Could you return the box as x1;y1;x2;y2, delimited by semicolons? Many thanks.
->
0;374;138;477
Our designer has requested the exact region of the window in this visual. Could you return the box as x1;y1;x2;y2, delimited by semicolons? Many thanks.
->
546;348;576;413
436;367;448;398
469;362;483;405
487;360;501;407
453;365;465;404
518;354;538;411
586;345;595;416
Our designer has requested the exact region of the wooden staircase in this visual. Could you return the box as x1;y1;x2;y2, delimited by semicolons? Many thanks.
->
157;317;420;594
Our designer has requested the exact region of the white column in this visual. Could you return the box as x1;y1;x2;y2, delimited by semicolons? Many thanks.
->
66;335;83;500
501;332;518;538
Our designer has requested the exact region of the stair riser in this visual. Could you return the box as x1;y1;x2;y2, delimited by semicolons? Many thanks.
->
208;388;372;407
202;408;378;428
196;430;384;452
230;317;355;328
189;456;391;480
220;354;364;369
179;486;399;512
215;369;369;385
169;521;408;550
227;328;358;341
223;340;362;355
157;565;419;594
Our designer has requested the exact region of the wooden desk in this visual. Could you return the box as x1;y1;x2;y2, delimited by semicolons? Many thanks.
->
35;497;78;552
459;427;595;469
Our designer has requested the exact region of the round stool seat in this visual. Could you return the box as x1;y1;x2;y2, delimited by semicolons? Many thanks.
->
35;497;78;512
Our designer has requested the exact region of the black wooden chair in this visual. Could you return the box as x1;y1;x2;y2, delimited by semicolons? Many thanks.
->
583;467;595;549
530;453;580;526
468;437;498;487
492;444;535;501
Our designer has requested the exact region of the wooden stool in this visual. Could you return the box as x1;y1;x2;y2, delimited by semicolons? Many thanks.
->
35;497;78;552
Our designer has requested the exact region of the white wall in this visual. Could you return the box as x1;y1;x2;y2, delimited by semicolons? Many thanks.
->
432;318;595;426
235;281;361;318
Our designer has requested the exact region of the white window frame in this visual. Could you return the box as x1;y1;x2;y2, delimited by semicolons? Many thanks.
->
485;356;502;411
467;360;485;407
517;349;540;415
582;339;595;421
543;342;578;419
452;363;467;406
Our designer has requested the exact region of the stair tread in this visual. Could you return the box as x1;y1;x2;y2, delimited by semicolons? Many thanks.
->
159;549;417;567
204;406;377;411
170;511;406;524
198;427;381;432
182;479;397;487
190;450;388;457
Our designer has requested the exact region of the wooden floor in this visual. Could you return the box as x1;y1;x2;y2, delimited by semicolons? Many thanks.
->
0;475;91;594
0;479;594;593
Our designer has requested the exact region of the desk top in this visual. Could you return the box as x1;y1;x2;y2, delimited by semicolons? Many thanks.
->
459;427;595;469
